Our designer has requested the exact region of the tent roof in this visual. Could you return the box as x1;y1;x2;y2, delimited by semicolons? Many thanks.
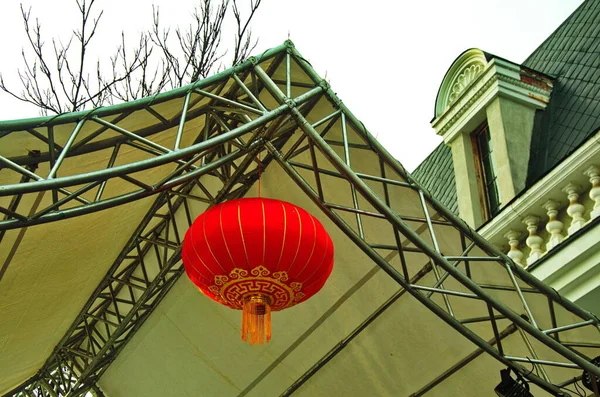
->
1;40;599;397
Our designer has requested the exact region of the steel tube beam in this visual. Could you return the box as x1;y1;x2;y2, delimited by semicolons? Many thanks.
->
0;97;294;196
95;144;120;202
0;143;253;231
504;356;580;369
233;74;267;112
258;65;600;380
47;120;85;179
266;140;564;396
543;320;597;335
194;88;264;115
355;172;412;188
174;92;192;150
282;50;600;379
289;43;600;331
301;109;600;378
409;285;479;299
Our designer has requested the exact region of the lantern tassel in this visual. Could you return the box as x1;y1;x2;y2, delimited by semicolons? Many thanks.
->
241;294;271;345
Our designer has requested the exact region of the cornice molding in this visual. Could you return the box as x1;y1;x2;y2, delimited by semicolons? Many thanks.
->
434;74;497;138
497;73;553;96
432;58;553;143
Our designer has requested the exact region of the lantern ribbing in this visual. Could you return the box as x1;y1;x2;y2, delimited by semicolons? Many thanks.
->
182;197;334;344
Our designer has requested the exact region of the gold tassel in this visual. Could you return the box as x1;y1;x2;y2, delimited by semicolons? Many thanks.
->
241;294;271;345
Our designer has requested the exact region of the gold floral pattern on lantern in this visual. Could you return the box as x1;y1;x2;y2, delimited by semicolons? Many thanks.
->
208;265;304;311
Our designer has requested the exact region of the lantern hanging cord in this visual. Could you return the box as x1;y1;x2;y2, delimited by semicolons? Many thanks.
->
257;150;262;197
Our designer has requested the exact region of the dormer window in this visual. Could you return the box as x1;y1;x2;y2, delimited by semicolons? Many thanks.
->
431;48;553;228
472;122;500;220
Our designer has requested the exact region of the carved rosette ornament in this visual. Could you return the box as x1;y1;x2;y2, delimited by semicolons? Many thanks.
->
448;63;484;104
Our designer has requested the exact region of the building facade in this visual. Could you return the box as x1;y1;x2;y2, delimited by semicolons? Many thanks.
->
414;0;600;314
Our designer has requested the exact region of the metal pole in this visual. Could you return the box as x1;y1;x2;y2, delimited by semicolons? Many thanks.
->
92;116;173;155
266;141;565;396
286;51;292;98
297;105;600;379
504;356;580;369
174;92;192;150
195;88;264;115
95;144;120;202
256;63;600;379
288;43;600;329
543;319;597;335
31;181;101;219
48;119;85;179
40;379;59;397
48;126;59;204
233;74;267;112
0;93;319;197
340;112;364;239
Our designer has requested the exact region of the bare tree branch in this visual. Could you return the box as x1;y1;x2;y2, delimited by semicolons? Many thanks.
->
1;0;263;115
232;0;261;66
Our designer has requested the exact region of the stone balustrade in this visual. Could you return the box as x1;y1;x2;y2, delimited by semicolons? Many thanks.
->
480;163;600;268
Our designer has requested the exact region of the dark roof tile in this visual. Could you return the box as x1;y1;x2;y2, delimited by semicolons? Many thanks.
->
583;112;599;131
524;0;600;183
412;143;458;215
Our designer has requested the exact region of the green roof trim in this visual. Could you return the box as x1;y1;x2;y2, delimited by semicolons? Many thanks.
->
0;41;292;131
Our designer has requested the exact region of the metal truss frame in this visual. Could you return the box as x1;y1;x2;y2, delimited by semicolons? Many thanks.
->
2;41;600;396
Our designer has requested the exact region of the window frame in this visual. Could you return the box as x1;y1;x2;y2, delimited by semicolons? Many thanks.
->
471;122;501;221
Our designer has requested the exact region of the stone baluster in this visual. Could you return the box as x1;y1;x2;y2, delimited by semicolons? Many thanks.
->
522;215;544;265
584;165;600;220
542;199;564;251
562;183;586;235
504;229;524;267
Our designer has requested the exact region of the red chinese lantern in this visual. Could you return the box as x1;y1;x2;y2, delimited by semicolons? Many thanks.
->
182;197;334;344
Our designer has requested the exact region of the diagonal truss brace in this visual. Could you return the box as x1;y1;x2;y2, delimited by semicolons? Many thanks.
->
2;42;600;397
254;60;600;395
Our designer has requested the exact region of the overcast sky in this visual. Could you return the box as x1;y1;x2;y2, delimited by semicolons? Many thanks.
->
0;0;584;170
